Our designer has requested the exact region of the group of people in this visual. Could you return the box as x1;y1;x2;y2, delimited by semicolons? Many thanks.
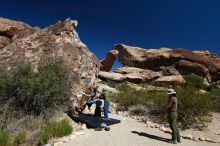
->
81;88;110;120
79;87;180;144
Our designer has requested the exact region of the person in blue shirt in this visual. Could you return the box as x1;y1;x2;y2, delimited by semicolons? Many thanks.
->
83;88;97;110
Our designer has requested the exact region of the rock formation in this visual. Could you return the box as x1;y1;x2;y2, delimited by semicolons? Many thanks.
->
115;44;220;83
0;18;101;95
100;50;118;71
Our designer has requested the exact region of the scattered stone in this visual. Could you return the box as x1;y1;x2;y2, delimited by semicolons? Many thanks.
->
146;121;151;127
75;131;85;136
193;137;200;142
81;124;87;130
164;128;172;134
159;126;166;132
150;123;155;128
199;137;205;141
104;126;111;131
205;138;218;143
155;123;160;128
182;135;193;140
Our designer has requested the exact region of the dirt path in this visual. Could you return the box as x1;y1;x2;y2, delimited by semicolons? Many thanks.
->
59;114;219;146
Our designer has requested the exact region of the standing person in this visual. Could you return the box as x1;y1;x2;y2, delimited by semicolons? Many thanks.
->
100;90;110;120
166;89;181;144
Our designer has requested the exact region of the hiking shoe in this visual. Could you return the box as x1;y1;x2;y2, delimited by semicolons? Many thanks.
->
177;139;181;143
168;140;177;144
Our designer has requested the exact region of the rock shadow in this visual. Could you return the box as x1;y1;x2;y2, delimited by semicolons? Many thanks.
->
68;113;121;128
132;131;170;143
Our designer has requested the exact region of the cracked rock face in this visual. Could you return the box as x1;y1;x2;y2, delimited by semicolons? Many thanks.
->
0;18;101;95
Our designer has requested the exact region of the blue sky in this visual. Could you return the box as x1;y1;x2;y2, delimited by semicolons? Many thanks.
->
1;0;220;69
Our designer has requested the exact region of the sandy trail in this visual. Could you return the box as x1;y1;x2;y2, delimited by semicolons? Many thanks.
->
60;114;219;146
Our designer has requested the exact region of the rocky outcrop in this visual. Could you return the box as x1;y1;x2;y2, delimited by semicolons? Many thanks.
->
99;71;123;81
155;75;186;85
115;44;220;83
115;66;162;83
0;18;100;95
0;17;30;38
100;50;118;71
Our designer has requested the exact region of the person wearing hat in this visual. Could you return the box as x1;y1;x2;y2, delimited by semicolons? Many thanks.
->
166;89;181;144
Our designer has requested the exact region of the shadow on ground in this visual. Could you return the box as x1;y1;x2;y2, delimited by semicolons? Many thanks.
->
68;113;121;128
132;131;170;143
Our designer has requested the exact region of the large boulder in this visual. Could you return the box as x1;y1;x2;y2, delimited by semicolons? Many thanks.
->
115;66;162;83
0;18;101;95
155;75;186;85
99;71;123;81
100;50;118;71
115;44;220;83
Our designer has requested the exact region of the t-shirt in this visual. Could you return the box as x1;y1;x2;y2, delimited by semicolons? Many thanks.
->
90;92;96;99
168;96;178;112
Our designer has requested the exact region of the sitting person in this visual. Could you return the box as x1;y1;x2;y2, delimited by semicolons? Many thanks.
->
81;88;97;111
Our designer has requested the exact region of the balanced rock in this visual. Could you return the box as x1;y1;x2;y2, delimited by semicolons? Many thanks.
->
100;50;118;72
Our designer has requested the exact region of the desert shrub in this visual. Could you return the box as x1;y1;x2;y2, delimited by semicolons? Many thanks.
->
183;74;206;89
13;131;26;146
175;86;212;129
110;83;213;129
40;120;73;144
0;61;70;115
101;79;120;88
210;87;220;97
0;131;10;146
209;86;220;111
0;69;7;104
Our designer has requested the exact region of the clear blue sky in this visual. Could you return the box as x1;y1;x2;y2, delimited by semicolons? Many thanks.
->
1;0;220;69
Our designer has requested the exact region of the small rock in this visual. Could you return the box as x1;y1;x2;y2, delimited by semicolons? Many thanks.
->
62;138;69;143
182;135;193;140
159;126;166;132
205;138;217;143
146;121;151;127
199;137;205;141
164;128;172;134
81;124;87;130
155;123;160;128
150;123;155;128
193;137;200;142
75;131;85;136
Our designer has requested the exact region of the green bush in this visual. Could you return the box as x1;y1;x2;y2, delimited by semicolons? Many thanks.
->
175;86;212;129
0;131;10;146
0;61;70;115
13;131;26;146
209;86;220;111
110;84;213;129
210;87;220;97
40;120;73;144
183;74;206;89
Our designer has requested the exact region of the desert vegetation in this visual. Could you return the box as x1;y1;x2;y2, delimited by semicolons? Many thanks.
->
0;61;73;145
107;74;219;129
